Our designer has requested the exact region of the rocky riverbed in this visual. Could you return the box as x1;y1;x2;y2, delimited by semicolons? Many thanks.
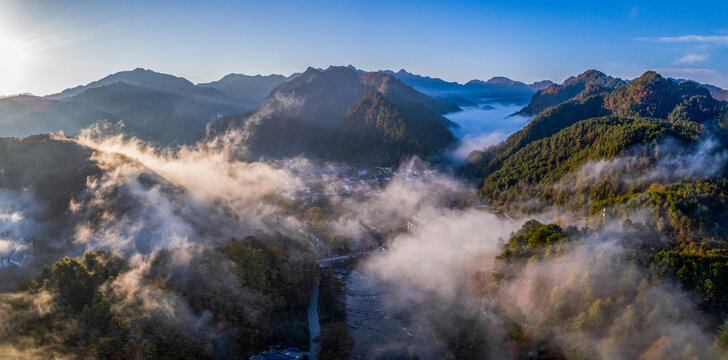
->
345;267;452;359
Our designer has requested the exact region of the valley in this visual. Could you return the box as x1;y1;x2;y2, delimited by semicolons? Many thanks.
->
1;64;728;360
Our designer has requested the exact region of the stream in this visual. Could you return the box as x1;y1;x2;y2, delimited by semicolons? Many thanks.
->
308;279;320;360
345;267;451;360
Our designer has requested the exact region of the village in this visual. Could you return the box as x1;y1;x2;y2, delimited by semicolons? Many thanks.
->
274;160;444;205
275;163;393;203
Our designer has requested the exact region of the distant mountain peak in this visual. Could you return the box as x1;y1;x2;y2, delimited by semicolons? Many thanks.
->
486;76;526;87
632;70;661;82
346;64;364;72
324;65;357;73
668;77;728;101
303;66;320;74
48;67;202;99
563;69;622;88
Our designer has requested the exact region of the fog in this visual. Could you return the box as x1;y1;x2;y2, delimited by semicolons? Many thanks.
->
0;99;725;358
446;102;530;160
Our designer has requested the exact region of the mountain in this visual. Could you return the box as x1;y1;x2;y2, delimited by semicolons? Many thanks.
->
197;73;290;107
465;70;726;186
359;72;461;114
516;69;625;116
50;68;210;99
464;76;553;92
462;94;609;181
703;83;728;102
605;71;719;120
67;81;247;144
209;65;458;164
380;69;554;105
463;69;728;243
333;91;456;164
379;69;463;93
0;95;121;138
670;78;728;102
0;69;254;144
460;70;728;326
0;134;101;216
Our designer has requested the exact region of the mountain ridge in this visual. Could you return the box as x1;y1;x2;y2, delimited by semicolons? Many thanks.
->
209;65;458;165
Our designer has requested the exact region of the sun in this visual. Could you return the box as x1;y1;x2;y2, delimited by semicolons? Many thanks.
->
0;33;30;95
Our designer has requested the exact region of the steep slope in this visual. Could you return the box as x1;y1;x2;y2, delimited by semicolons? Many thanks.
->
470;89;728;316
606;71;721;121
332;91;456;164
462;95;608;180
463;70;728;259
0;134;101;216
517;70;625;116
360;72;460;114
479;116;705;200
266;66;371;128
467;70;727;189
209;66;458;164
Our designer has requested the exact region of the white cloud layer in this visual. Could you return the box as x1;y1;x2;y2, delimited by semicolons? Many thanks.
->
677;53;707;65
636;35;728;44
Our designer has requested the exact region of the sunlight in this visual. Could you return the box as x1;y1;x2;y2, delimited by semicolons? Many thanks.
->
0;32;30;94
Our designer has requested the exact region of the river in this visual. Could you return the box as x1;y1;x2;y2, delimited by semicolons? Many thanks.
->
345;267;452;360
308;279;321;360
332;101;529;359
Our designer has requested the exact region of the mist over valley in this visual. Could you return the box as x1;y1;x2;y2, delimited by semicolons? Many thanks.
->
2;2;728;359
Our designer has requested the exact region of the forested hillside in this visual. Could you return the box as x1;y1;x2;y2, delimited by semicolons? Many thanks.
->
4;235;318;359
516;69;625;116
453;71;728;357
209;66;459;165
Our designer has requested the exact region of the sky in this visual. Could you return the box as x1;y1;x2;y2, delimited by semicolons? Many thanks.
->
1;0;727;96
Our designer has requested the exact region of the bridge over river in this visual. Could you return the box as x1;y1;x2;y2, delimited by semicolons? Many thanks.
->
316;249;379;268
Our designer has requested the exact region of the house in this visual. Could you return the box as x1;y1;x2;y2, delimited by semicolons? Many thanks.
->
406;217;426;237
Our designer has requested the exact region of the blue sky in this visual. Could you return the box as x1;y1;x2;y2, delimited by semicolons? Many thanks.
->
1;0;727;95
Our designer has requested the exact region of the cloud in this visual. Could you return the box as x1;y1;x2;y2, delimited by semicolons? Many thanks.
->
364;215;725;358
0;189;47;245
67;124;310;256
451;132;505;161
654;67;717;75
635;35;728;44
677;53;708;65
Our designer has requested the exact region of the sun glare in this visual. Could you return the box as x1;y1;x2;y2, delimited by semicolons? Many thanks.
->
0;32;30;95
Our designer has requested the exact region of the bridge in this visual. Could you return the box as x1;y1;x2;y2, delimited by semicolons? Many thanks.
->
316;249;379;268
